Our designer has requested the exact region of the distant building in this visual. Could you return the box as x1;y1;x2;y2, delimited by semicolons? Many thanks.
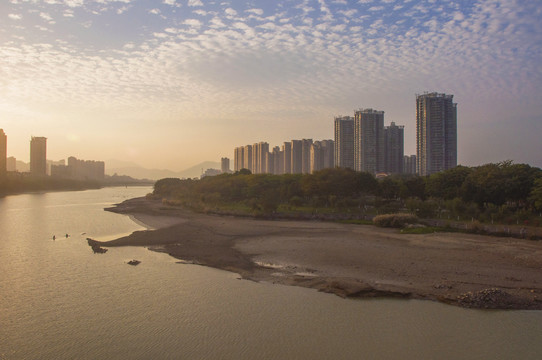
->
403;155;417;174
30;136;47;176
291;140;303;174
334;116;355;170
310;140;334;173
243;145;253;172
234;147;244;171
68;157;104;180
7;156;16;172
272;146;282;175
265;151;274;174
301;139;313;174
384;122;404;174
0;129;6;177
221;157;230;173
416;92;457;176
201;168;221;178
254;142;269;174
47;159;65;176
282;142;292;174
52;156;104;180
354;109;385;174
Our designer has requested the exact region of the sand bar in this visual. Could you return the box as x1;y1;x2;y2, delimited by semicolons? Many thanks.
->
101;197;542;309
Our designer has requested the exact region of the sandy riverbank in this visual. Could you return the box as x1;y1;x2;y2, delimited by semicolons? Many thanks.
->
100;197;542;309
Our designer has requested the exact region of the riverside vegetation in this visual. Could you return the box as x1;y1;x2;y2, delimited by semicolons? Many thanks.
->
153;161;542;238
153;161;542;219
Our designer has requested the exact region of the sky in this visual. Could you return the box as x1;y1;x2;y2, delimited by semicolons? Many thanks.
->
1;0;541;171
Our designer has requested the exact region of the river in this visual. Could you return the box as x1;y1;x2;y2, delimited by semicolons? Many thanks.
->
0;187;541;359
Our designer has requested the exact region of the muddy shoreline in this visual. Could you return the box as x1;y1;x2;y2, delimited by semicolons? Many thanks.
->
100;197;542;310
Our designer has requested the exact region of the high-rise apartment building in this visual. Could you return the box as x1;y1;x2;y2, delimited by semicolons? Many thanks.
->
252;143;259;173
384;122;404;174
282;142;292;174
221;157;230;173
30;136;47;176
403;155;417;174
301;139;313;174
255;142;269;174
291;140;302;174
416;92;457;176
243;145;253;172
354;109;385;174
310;140;334;173
234;147;244;171
334;116;355;170
272;146;282;175
0;129;6;177
321;140;334;169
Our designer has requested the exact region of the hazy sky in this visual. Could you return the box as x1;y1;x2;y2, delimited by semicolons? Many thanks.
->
1;0;541;171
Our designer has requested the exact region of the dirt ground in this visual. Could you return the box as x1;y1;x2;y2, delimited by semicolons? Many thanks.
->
101;197;542;309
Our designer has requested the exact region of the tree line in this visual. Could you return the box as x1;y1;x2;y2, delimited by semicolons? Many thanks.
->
153;161;542;225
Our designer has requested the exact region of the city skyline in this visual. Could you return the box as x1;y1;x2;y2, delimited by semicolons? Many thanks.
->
1;0;541;170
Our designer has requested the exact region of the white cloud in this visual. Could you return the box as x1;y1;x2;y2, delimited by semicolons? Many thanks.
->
188;0;203;6
338;9;357;18
210;17;226;28
149;9;161;15
246;8;264;16
64;0;84;7
184;18;202;28
225;8;237;17
2;0;541;168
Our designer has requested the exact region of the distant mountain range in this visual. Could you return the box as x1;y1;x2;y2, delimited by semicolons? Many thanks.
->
105;160;221;180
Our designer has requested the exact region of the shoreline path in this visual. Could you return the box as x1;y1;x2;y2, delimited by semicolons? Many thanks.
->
99;197;542;310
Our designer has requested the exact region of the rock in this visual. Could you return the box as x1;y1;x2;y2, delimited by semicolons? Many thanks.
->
457;288;513;309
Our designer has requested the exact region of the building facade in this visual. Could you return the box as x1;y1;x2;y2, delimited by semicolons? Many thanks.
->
30;136;47;176
384;122;404;174
334;116;355;170
234;147;244;171
416;92;457;176
354;109;385;174
403;155;417;174
221;157;230;173
301;139;313;174
291;140;302;174
310;140;334;173
282;142;292;174
7;156;16;172
243;145;253;172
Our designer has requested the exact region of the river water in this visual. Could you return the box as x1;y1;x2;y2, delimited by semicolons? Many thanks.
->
0;187;541;359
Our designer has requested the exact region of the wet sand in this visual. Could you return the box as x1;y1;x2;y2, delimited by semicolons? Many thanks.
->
101;197;542;309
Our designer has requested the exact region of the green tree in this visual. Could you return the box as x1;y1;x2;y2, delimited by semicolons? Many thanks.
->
529;177;542;212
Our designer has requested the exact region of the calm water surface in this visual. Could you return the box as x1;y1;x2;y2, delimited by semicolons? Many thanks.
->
0;187;541;359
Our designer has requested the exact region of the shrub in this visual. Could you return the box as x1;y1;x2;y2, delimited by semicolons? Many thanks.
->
373;213;419;228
